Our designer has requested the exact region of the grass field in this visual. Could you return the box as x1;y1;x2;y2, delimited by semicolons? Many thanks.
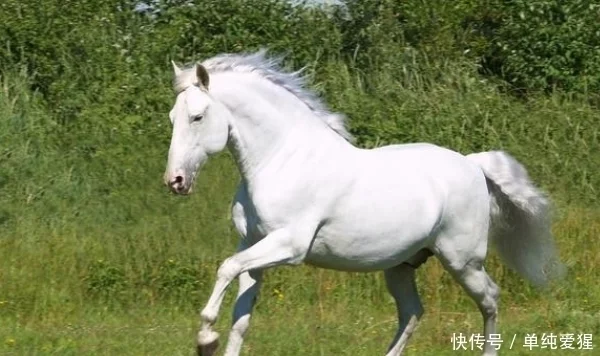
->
1;203;599;355
1;60;599;355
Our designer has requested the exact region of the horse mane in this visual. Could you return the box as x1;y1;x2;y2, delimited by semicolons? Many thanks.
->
173;49;353;142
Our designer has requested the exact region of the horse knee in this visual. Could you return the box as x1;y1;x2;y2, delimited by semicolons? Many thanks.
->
478;287;499;319
217;257;242;282
480;298;497;317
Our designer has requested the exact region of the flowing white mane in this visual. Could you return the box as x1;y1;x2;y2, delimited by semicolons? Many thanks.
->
173;49;353;142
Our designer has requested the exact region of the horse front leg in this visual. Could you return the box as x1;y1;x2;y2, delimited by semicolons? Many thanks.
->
196;225;315;356
222;269;263;356
197;269;262;356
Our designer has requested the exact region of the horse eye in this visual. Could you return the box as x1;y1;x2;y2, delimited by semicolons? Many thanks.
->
192;114;204;122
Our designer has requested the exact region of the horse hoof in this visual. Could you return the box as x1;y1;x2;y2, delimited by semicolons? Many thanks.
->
197;340;219;356
197;330;219;356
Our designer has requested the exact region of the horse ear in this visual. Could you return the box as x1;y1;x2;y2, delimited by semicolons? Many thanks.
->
171;60;182;76
196;63;210;89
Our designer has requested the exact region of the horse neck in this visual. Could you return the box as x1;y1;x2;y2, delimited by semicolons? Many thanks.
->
210;72;338;180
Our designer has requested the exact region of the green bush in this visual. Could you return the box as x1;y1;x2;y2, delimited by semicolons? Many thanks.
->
484;0;600;95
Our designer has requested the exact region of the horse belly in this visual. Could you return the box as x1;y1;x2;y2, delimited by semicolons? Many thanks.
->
304;230;429;271
304;159;446;271
304;208;440;272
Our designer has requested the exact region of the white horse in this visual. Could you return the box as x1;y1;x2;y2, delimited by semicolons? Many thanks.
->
163;50;563;356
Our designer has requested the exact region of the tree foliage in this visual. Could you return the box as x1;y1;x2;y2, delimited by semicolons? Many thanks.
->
0;0;597;210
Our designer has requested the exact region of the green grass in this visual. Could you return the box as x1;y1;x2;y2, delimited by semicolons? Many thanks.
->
1;60;599;355
0;301;596;355
1;236;599;356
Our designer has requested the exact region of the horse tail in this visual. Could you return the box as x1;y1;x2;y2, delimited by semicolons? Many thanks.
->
467;151;565;287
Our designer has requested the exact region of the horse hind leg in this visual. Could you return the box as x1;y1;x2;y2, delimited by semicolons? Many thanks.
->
383;263;424;356
436;242;500;356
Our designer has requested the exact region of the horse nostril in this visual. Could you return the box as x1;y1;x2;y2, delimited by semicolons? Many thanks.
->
169;175;185;190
